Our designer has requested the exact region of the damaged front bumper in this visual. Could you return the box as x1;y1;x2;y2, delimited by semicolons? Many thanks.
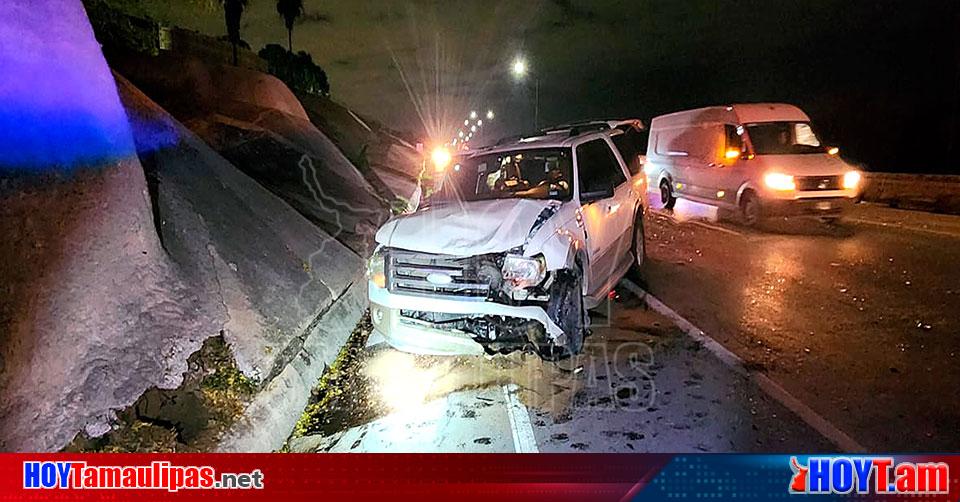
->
369;281;565;356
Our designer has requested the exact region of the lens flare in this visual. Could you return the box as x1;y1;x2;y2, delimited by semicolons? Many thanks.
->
431;146;452;171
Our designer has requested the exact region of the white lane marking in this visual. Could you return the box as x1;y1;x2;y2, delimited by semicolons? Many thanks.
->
649;209;745;237
687;219;744;237
620;279;866;453
846;217;960;239
502;384;539;453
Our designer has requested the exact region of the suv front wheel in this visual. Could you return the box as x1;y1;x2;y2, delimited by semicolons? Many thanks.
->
539;268;586;359
632;212;645;270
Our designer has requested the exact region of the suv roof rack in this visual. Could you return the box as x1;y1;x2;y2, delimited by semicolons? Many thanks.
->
541;121;608;136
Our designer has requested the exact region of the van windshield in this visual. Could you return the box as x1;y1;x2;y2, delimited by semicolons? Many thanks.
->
746;121;827;155
430;148;573;203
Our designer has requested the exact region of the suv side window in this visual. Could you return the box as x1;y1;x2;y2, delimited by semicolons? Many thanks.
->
576;139;627;194
611;126;649;176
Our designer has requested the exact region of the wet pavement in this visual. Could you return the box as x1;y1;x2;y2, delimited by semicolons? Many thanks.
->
640;193;960;451
290;294;834;453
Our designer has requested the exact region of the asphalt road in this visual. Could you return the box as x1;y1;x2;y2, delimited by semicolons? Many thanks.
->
640;195;960;451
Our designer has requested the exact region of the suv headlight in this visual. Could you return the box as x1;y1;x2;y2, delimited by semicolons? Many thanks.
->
502;254;546;289
367;247;386;288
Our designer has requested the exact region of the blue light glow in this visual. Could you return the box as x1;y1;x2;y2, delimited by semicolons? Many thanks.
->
0;0;136;172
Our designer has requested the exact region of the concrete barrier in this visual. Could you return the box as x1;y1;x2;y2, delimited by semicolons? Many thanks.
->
861;173;960;215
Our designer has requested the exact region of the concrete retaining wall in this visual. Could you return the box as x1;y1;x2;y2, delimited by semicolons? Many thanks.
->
217;280;367;452
861;173;960;215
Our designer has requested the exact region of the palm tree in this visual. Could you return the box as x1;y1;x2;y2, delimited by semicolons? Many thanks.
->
221;0;249;66
276;0;304;53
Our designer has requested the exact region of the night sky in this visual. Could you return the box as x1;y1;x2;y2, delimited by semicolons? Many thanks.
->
106;0;959;173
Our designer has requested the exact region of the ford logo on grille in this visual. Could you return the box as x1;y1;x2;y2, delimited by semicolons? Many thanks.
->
426;272;454;285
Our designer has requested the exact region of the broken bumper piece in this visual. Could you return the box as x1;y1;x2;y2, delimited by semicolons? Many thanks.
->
368;281;564;356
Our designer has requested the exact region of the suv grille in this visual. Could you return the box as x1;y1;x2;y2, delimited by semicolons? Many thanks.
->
796;175;842;191
386;249;490;298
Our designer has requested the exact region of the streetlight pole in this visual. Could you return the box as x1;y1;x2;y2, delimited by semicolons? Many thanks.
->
511;56;540;131
534;78;540;131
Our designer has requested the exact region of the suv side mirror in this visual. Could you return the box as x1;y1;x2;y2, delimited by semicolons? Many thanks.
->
580;184;614;203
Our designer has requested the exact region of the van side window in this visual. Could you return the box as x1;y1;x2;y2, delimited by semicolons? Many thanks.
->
725;124;743;153
611;126;649;175
655;125;722;160
576;139;627;194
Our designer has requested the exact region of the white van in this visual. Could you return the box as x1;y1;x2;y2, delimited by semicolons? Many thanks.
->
646;103;861;225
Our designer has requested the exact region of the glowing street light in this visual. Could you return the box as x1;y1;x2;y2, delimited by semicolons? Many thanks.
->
469;110;478;120
511;57;528;79
486;110;495;120
477;119;483;126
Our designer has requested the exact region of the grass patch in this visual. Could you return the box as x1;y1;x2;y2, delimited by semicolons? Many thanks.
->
293;311;373;438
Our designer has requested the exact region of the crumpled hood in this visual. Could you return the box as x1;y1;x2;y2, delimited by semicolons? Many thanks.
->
376;198;559;255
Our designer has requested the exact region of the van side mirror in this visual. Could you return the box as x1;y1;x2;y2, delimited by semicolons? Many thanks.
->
580;184;614;203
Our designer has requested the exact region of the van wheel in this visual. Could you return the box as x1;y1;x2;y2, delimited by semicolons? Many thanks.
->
659;180;676;210
740;191;762;227
539;269;586;360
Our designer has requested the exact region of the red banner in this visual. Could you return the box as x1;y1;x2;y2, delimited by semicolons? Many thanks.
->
2;453;670;501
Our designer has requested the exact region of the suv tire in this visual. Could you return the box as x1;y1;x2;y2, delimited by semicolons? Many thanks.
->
540;268;586;359
632;212;645;271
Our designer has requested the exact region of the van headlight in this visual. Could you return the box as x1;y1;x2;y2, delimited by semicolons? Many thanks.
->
502;254;546;289
764;172;796;191
843;170;861;190
367;247;386;289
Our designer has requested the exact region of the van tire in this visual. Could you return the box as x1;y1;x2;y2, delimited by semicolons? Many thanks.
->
660;180;676;210
740;191;762;227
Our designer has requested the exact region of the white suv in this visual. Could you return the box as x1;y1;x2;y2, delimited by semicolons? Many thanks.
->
366;123;646;358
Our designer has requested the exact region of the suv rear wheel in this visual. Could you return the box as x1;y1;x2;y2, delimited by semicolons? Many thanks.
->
539;268;586;360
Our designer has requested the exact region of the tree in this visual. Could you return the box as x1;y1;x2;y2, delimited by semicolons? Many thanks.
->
259;44;330;95
276;0;304;53
221;0;249;66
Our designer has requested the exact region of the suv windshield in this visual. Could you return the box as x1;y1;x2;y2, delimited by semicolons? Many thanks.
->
431;148;573;203
746;121;826;155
